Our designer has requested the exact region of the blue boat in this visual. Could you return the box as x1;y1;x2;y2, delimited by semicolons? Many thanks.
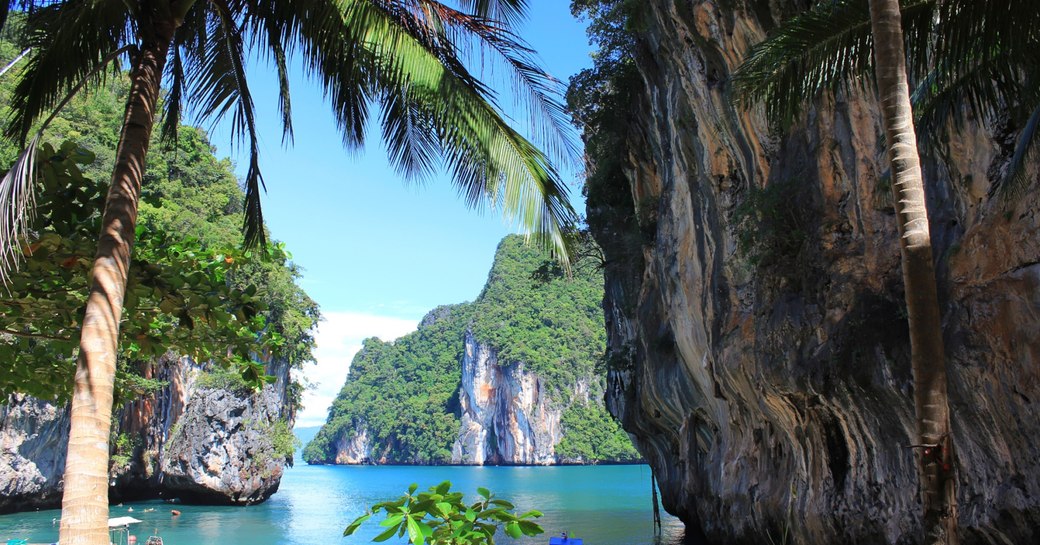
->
548;533;583;545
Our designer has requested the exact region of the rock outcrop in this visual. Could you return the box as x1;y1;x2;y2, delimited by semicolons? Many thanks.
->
0;395;68;512
0;355;294;513
452;332;562;465
160;385;288;504
585;1;1040;544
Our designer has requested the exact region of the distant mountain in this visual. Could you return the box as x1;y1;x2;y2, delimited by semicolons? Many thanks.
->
303;235;640;466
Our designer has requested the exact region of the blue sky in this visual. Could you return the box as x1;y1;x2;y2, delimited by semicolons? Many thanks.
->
208;2;594;427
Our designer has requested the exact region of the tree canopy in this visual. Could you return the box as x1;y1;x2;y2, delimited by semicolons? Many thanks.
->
0;39;319;402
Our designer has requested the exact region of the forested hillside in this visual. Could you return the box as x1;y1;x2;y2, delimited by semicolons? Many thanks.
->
304;236;638;465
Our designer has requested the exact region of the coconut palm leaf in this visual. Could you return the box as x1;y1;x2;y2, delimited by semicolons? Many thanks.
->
342;0;576;257
0;41;132;280
911;51;1024;141
415;0;579;166
732;0;932;128
0;133;38;283
5;0;133;143
459;0;528;27
180;0;267;247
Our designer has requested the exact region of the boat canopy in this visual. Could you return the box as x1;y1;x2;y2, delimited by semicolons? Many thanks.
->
107;517;143;528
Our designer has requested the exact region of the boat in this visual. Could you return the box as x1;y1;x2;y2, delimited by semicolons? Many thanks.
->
548;533;583;544
107;517;142;545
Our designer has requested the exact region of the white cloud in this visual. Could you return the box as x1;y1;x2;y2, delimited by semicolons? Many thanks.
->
294;311;418;428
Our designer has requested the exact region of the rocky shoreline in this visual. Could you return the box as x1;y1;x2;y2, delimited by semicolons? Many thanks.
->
0;355;295;514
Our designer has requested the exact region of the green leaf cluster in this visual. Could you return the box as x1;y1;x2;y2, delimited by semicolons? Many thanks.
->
555;400;639;463
0;39;318;403
344;481;543;545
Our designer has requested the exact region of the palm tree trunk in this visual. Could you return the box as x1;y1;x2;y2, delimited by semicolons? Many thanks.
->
58;19;176;545
867;1;958;543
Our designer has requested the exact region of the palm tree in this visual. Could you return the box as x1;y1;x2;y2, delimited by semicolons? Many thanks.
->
867;2;956;542
0;2;578;544
733;1;1040;543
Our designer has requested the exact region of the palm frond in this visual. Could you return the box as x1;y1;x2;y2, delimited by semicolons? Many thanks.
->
932;0;1040;87
263;18;295;145
341;0;577;260
733;0;933;127
242;0;295;144
160;2;212;146
0;43;132;282
181;0;266;247
271;0;374;149
5;0;133;143
0;133;39;284
733;0;875;127
380;83;441;181
912;52;1023;143
160;37;186;146
415;0;580;166
456;0;528;27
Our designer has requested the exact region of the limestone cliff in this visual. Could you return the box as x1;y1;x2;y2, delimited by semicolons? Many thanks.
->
0;355;294;513
452;331;564;465
581;1;1040;544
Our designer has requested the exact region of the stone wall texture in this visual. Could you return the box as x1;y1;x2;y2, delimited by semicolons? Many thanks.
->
588;1;1040;544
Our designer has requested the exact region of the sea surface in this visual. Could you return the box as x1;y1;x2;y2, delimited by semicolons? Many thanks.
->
0;464;686;545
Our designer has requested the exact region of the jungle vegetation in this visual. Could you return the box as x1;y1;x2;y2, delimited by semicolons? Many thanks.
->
304;235;638;465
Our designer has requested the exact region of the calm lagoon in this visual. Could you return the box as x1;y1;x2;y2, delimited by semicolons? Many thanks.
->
1;464;686;545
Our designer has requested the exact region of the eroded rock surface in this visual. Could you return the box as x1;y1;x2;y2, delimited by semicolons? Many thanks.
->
452;331;562;465
160;385;287;504
587;1;1040;543
0;355;294;513
0;395;68;513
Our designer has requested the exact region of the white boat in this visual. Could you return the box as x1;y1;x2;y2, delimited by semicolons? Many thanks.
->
107;516;142;545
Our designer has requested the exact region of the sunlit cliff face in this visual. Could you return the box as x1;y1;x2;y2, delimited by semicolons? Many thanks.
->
586;1;1040;543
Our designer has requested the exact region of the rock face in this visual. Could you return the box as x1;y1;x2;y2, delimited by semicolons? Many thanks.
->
159;386;289;504
0;355;294;513
452;332;562;465
333;424;371;464
586;1;1040;544
0;395;68;512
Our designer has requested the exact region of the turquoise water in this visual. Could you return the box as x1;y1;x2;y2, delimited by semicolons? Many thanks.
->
0;464;686;544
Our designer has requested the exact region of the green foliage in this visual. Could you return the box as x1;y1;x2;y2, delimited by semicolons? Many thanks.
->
344;481;544;545
110;432;138;469
236;417;298;479
731;0;1040;192
555;401;640;463
195;366;254;393
731;177;812;274
304;305;471;465
0;141;275;399
469;236;605;397
0;40;318;403
268;419;299;460
567;0;646;313
305;235;633;465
